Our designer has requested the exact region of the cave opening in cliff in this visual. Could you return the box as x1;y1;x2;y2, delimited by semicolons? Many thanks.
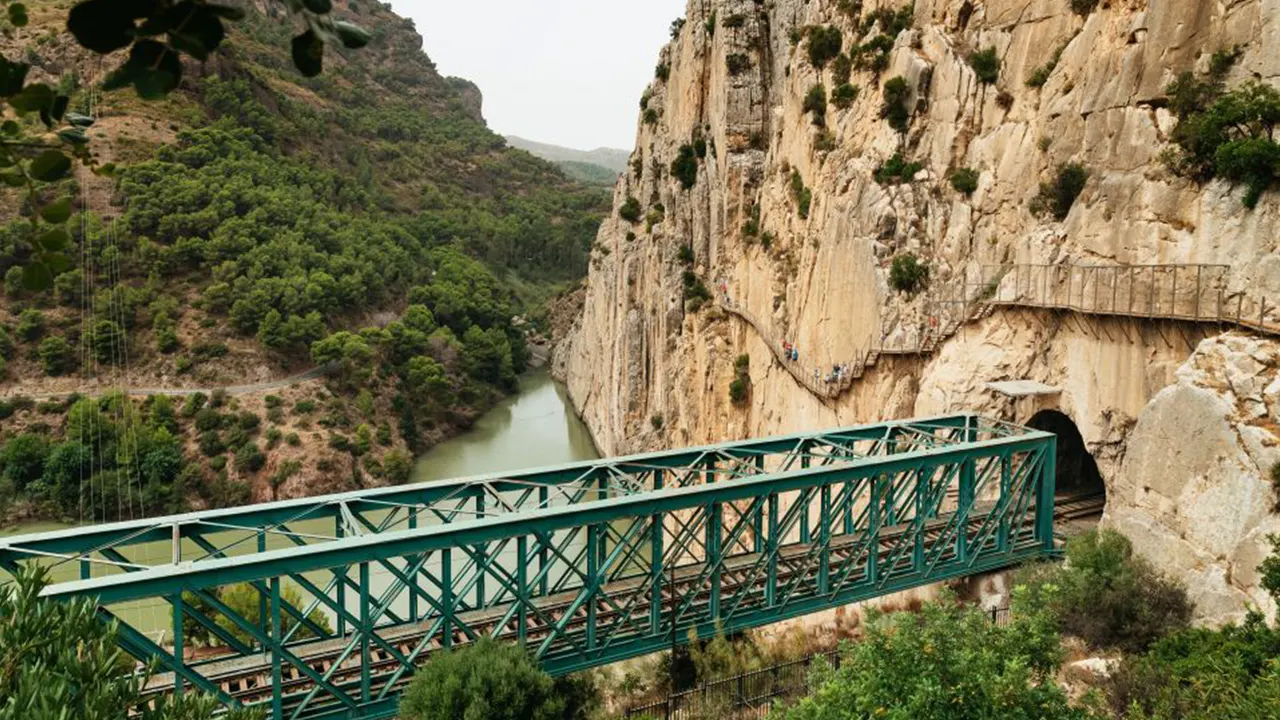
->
1026;410;1106;501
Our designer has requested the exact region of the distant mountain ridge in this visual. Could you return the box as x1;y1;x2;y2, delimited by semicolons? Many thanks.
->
505;136;631;174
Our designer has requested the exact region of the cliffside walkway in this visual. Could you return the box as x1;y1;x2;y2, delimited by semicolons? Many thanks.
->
721;263;1277;402
8;415;1073;720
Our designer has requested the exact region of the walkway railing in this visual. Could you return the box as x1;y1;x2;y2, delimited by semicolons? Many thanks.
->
720;263;1277;403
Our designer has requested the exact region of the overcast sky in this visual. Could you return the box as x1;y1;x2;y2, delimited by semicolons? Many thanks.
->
392;0;686;151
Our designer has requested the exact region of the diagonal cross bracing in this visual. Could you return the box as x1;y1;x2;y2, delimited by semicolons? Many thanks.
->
3;414;1072;720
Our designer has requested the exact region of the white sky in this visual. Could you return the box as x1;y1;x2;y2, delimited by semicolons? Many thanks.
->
392;0;687;151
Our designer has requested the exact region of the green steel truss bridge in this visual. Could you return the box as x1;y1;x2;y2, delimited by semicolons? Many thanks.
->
0;414;1080;720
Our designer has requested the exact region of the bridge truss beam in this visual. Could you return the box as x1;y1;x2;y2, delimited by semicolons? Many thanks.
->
2;415;1057;720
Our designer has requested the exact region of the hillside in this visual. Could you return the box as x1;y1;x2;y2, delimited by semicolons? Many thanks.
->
0;0;608;524
555;0;1280;622
505;135;631;172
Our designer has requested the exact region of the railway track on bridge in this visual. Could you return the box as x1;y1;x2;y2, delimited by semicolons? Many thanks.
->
155;492;1103;717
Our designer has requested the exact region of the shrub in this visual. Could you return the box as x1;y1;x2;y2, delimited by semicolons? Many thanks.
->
194;408;222;432
831;83;859;109
807;26;843;70
881;76;912;131
726;53;751;75
790;171;812;219
37;335;75;376
654;63;670;81
399;637;597;720
968;47;1000;84
677;244;694;264
950;167;980;194
682;271;712;311
671;145;699;190
1018;529;1192;653
802;84;827;125
776;593;1081;720
1030;163;1089;220
643;108;659;125
832;53;853;85
722;13;747;29
874;152;924;185
889;253;929;294
198;431;225;457
16;309;44;341
1070;0;1099;14
729;353;751;406
650;414;664;430
728;377;749;405
234;442;266;474
619;196;642;222
1272;462;1280;511
285;432;301;447
996;89;1014;109
293;399;317;414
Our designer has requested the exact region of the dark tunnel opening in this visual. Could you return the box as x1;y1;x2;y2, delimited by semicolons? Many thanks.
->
1026;409;1106;499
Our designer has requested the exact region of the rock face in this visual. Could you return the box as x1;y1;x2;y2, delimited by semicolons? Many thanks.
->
1111;335;1280;623
555;0;1280;616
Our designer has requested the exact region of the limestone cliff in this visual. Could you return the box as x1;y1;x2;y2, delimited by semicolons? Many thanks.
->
555;0;1280;619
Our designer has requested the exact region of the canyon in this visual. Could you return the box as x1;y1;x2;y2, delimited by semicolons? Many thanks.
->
555;0;1280;621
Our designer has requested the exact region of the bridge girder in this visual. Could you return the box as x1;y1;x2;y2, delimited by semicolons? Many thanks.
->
1;414;1057;720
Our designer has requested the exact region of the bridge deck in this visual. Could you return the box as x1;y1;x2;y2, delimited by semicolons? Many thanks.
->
9;415;1062;720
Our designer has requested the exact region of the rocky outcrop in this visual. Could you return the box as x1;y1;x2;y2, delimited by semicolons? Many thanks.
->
1110;335;1280;623
556;0;1280;615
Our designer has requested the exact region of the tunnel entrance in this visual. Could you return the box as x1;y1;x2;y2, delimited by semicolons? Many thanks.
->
1026;410;1106;499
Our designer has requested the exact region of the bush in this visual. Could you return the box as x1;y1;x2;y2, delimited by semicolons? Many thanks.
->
950;167;980;194
677;244;694;264
399;637;597;720
650;414;664;430
16;310;44;342
831;83;859;109
1271;462;1280;511
1070;0;1099;14
293;399;317;414
1018;529;1192;653
968;47;1000;84
807;26;843;70
790;171;813;219
802;84;827;125
1;567;260;720
1030;163;1089;220
726;53;751;75
874;153;924;184
881;76;912;131
654;63;669;81
889;253;929;294
777;593;1081;720
682;271;712;311
619;196;642;222
37;335;75;376
832;53;853;85
729;354;751;406
671;145;698;190
234;442;266;474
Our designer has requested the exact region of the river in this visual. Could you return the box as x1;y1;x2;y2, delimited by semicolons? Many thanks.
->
1;368;600;636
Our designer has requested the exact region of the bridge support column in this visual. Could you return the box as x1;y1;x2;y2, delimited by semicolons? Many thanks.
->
476;494;486;608
800;451;811;543
360;562;371;703
517;536;528;644
650;470;664;635
172;592;184;699
539;486;550;597
335;517;346;637
270;577;282;720
409;506;419;622
708;504;722;618
998;452;1010;553
587;524;599;650
868;476;880;585
442;550;453;649
1037;438;1058;552
766;493;778;607
818;485;831;595
958;457;975;564
753;455;765;553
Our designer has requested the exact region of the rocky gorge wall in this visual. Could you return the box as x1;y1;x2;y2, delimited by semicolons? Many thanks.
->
554;0;1280;619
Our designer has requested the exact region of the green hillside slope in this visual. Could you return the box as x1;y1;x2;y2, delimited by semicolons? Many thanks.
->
0;0;608;524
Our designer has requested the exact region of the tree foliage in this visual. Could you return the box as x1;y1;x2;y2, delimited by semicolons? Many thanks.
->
777;592;1092;720
399;637;598;720
0;565;262;720
1016;529;1192;654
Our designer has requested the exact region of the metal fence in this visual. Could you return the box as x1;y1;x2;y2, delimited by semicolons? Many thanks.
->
624;607;1011;719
